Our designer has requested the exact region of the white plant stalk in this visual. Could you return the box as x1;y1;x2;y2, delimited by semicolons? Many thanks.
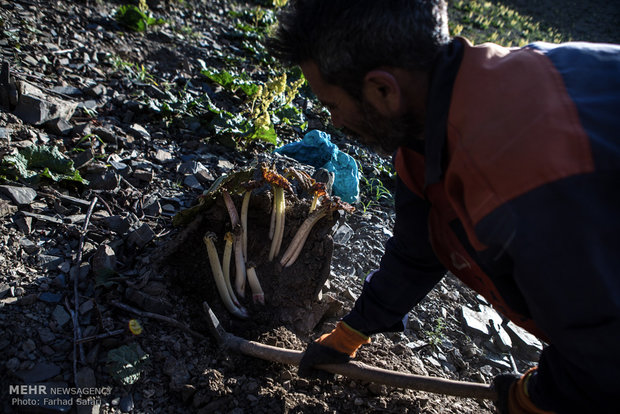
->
246;264;264;305
222;188;240;227
280;209;327;268
221;189;247;298
203;233;248;319
275;186;286;256
308;183;327;214
233;226;247;298
222;232;240;307
269;186;285;261
309;193;320;213
241;190;251;259
269;190;276;240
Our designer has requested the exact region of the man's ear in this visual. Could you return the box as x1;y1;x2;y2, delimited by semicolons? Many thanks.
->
362;70;403;116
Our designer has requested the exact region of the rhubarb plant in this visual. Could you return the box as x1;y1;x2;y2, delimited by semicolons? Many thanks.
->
1;145;87;184
174;165;353;319
115;2;165;32
202;65;306;146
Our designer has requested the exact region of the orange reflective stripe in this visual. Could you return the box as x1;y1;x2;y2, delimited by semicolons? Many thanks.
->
509;367;555;414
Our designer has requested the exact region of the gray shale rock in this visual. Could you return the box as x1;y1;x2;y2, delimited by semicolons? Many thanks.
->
99;215;131;234
127;223;155;248
142;196;162;217
92;244;117;277
183;174;203;190
0;199;17;218
14;361;61;382
119;394;134;413
76;367;101;414
461;304;503;337
129;123;150;140
13;82;77;125
505;321;543;361
0;127;12;142
45;117;73;135
0;185;37;206
52;305;71;327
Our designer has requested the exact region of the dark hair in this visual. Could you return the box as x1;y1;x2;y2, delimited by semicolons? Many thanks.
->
270;0;450;99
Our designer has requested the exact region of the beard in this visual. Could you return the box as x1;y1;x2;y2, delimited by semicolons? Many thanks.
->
344;99;425;156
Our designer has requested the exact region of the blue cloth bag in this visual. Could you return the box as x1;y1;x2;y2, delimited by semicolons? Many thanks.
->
274;130;359;203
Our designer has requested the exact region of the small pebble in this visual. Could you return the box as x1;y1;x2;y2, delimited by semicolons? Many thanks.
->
6;357;20;371
120;394;134;412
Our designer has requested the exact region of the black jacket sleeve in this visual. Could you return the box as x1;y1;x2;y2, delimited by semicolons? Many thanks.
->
343;176;446;335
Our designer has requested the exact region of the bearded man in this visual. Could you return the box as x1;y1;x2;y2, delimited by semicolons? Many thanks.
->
270;1;620;413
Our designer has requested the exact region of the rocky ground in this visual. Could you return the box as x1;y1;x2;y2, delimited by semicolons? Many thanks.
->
0;1;617;414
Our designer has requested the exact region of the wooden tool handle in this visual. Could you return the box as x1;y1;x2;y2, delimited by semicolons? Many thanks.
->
224;333;497;400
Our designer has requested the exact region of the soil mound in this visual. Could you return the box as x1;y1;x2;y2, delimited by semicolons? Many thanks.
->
157;161;340;338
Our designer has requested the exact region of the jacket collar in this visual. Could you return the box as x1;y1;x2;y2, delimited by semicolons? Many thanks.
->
423;38;464;188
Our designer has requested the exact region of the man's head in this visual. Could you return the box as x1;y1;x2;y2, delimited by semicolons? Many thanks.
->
270;0;450;152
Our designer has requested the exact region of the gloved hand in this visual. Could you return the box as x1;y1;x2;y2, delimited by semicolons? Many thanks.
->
492;367;554;414
298;321;370;377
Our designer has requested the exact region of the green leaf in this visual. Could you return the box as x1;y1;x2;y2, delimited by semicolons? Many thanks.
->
202;69;235;89
115;4;164;32
0;145;87;184
106;343;150;386
23;146;74;173
201;69;260;97
273;105;306;127
248;122;277;145
147;16;165;26
115;5;148;31
210;111;249;136
209;111;278;146
239;82;260;97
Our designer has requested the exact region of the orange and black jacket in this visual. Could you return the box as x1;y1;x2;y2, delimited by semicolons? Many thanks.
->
342;38;620;413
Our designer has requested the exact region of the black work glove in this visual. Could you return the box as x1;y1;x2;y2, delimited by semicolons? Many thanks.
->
298;342;351;379
298;321;370;379
492;373;519;414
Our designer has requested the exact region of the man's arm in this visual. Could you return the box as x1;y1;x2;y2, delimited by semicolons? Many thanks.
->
343;176;446;335
298;176;445;374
